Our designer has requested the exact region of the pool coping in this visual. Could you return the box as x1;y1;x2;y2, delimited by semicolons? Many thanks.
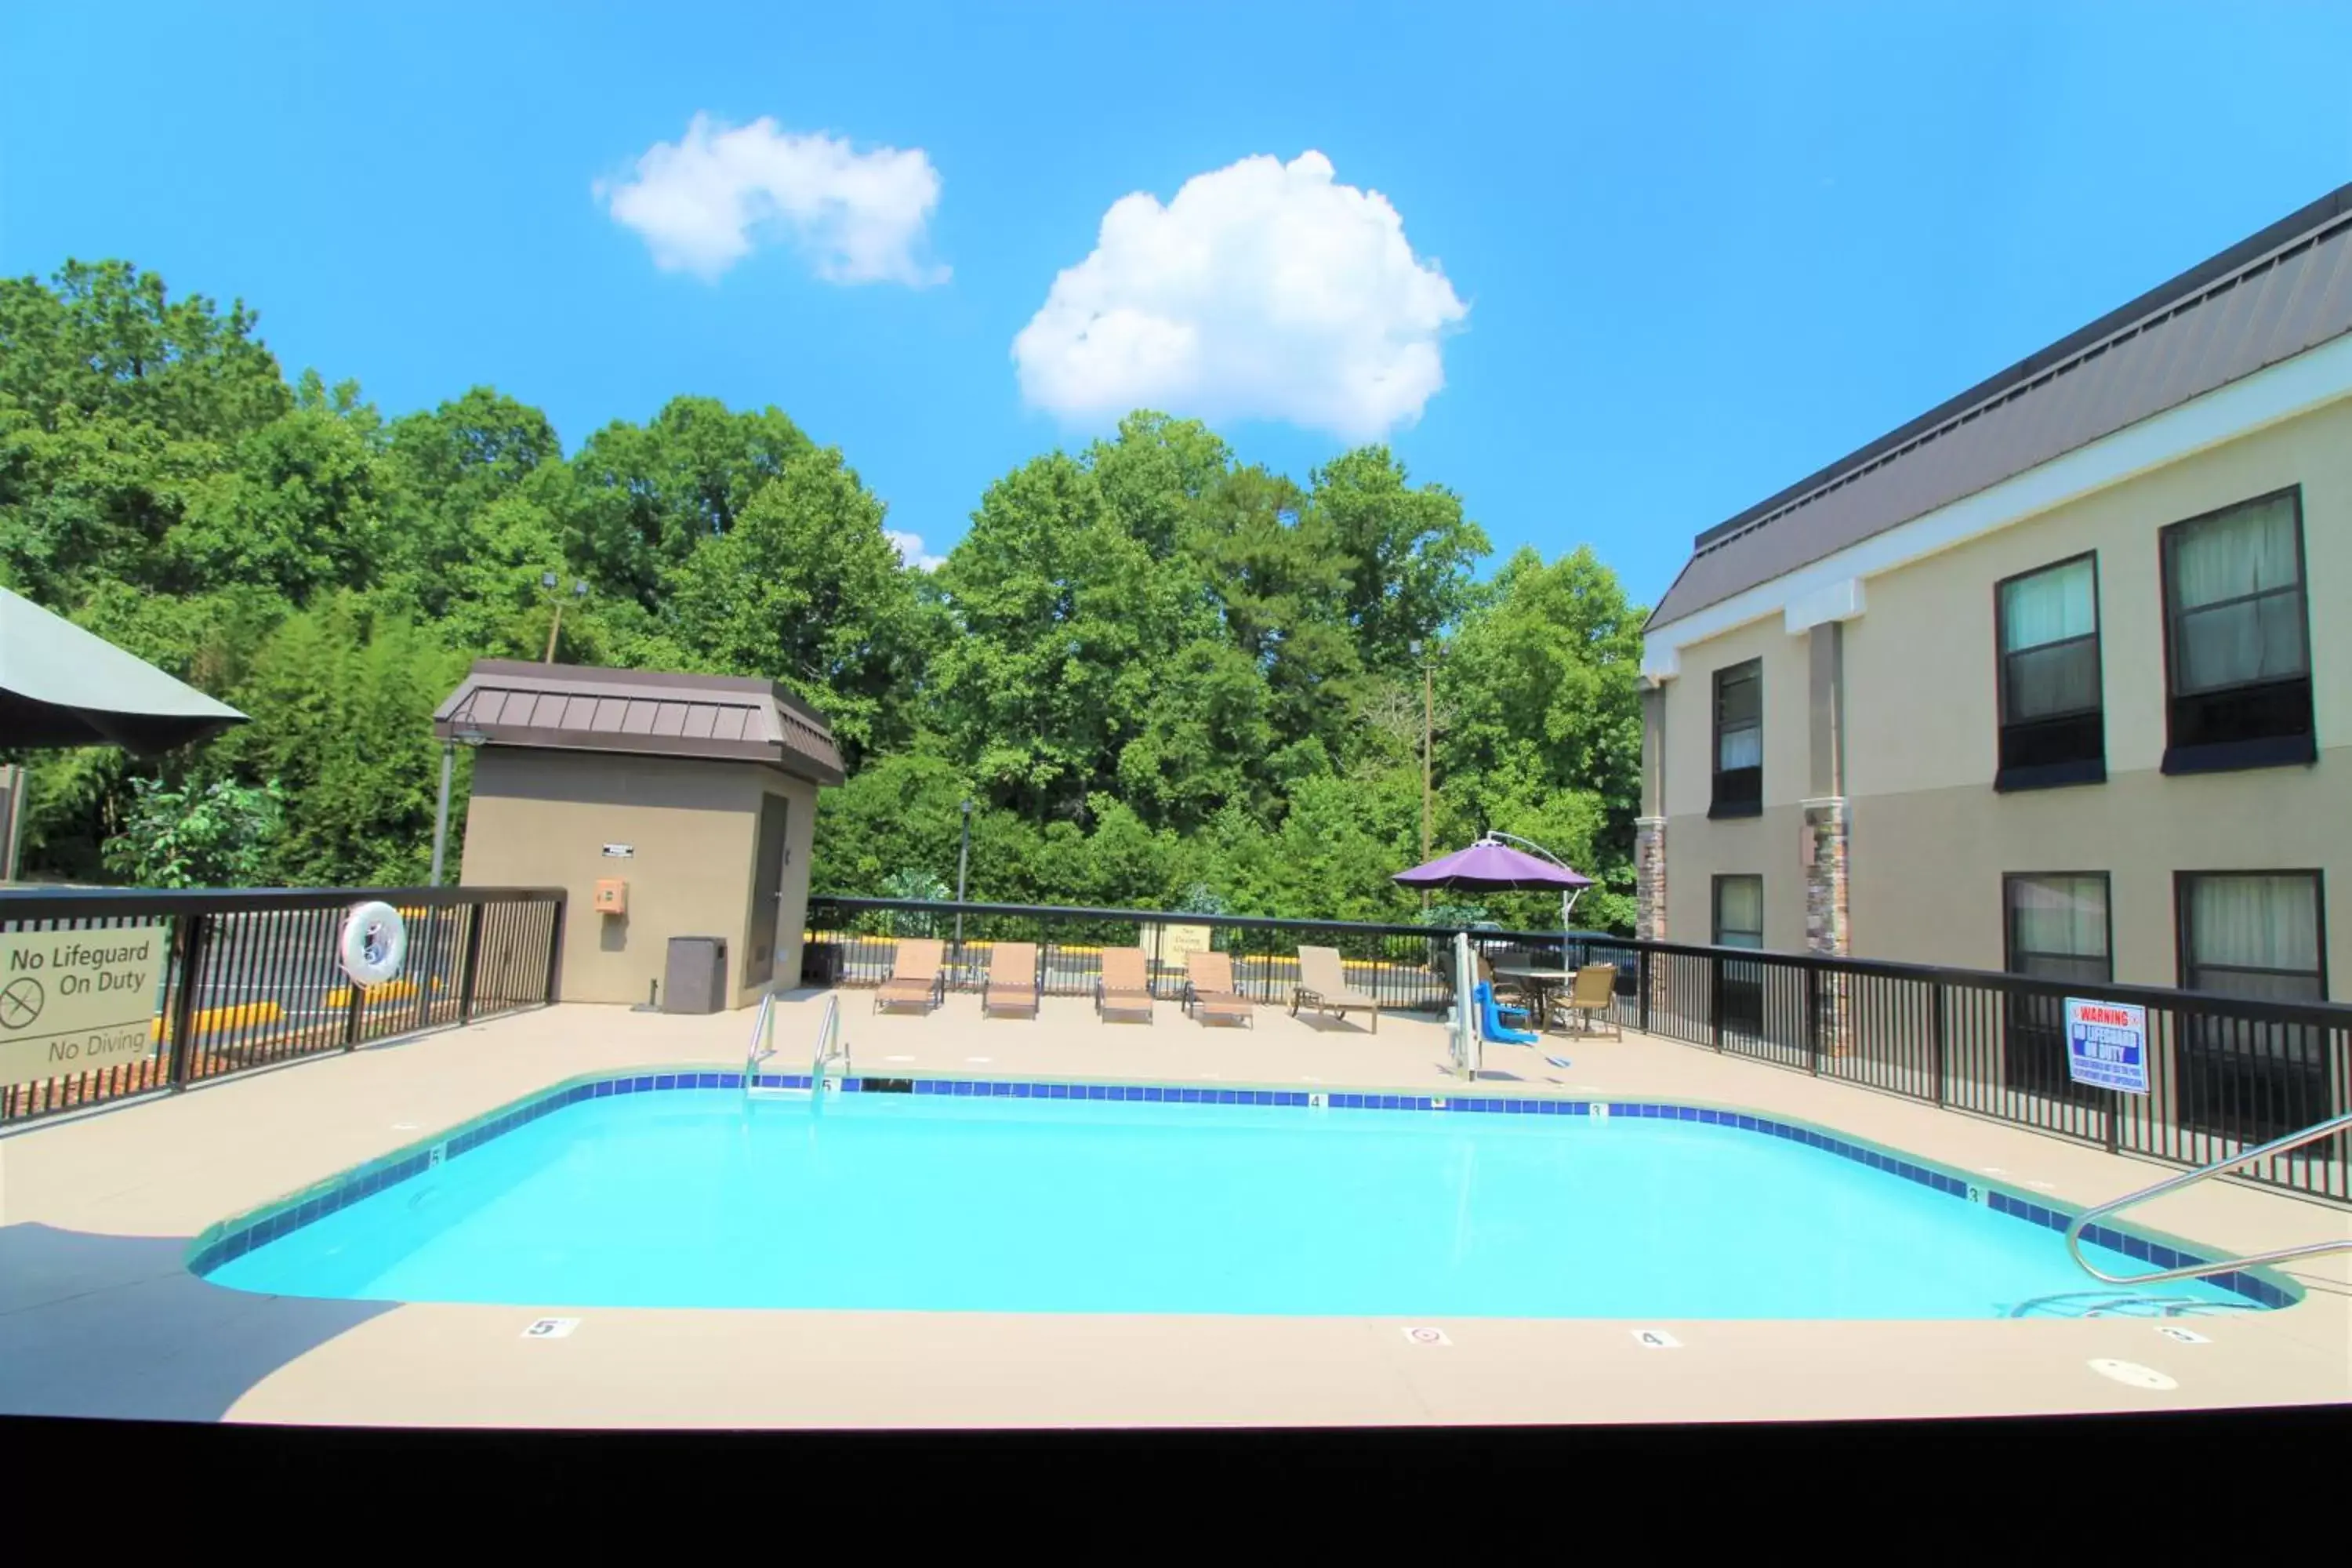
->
182;1065;2304;1312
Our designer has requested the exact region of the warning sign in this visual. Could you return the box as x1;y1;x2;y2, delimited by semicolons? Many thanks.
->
2065;998;2149;1095
0;925;164;1088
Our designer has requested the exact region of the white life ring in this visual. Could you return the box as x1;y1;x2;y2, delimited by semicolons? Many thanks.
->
339;901;408;989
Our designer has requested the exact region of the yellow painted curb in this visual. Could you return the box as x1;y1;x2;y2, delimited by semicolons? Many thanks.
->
151;1000;285;1042
324;976;445;1010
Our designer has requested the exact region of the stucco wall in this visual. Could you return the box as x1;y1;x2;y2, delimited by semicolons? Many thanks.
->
1651;397;2347;993
460;749;820;1008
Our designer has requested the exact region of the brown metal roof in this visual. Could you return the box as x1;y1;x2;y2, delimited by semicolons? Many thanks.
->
1649;181;2352;632
432;660;845;786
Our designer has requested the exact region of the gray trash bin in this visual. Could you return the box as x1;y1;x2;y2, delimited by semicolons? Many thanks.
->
663;936;728;1014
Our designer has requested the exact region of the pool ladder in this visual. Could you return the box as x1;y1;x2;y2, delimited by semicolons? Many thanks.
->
742;989;849;1105
2065;1108;2352;1287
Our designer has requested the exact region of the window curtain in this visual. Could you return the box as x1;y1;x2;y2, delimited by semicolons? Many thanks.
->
2171;497;2307;691
2011;875;2108;960
2001;559;2096;652
1718;724;1762;771
2001;561;2100;721
2188;874;2321;974
1716;877;1763;946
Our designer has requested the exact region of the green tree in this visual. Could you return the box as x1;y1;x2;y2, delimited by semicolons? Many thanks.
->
931;452;1189;824
663;445;925;764
100;776;285;888
377;385;566;622
212;597;472;885
568;396;815;608
1310;445;1489;677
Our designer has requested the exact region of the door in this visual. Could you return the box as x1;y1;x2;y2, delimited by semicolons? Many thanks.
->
746;793;790;987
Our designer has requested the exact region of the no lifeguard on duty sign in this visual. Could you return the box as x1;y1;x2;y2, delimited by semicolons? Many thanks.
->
2064;998;2149;1094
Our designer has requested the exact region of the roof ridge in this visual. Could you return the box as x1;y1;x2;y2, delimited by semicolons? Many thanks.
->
1687;181;2352;560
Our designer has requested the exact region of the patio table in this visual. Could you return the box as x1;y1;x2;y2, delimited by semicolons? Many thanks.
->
1491;965;1576;1031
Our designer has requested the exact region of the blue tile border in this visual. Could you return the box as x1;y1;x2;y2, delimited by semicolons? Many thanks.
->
183;1065;2299;1311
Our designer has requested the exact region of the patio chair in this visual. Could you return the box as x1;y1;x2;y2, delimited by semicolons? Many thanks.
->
1290;945;1379;1033
981;941;1040;1019
1095;946;1156;1023
874;937;946;1014
1562;964;1620;1039
1182;949;1254;1028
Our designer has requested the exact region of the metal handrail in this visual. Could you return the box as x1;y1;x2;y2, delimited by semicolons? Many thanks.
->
2066;1109;2352;1286
742;987;779;1087
808;992;847;1094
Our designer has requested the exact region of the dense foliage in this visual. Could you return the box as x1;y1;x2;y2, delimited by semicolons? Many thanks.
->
2;260;1647;928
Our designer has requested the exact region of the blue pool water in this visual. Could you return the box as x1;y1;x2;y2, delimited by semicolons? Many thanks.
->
202;1089;2263;1319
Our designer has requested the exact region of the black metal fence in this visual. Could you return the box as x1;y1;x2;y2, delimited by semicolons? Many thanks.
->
0;885;564;1127
808;896;2350;1206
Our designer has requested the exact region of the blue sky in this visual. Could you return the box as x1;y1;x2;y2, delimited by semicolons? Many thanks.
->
5;2;2349;606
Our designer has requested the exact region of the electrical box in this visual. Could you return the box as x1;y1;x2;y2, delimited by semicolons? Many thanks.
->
664;937;728;1014
593;877;627;915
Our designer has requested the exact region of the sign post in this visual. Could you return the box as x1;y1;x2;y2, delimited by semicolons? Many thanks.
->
2064;998;2149;1095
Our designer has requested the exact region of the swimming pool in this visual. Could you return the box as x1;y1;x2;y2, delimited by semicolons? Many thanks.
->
192;1071;2291;1319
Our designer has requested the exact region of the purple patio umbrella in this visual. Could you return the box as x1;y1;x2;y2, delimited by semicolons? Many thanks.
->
1393;833;1593;930
1394;838;1592;895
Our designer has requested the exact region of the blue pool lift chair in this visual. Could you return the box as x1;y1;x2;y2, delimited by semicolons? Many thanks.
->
1473;982;1539;1046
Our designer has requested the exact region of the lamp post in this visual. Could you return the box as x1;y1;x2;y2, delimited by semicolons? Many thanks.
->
953;798;974;951
429;725;491;886
1409;638;1442;909
542;572;588;664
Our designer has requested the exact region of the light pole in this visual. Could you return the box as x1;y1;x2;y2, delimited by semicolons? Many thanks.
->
429;725;490;885
953;798;973;944
1410;638;1442;909
542;572;588;664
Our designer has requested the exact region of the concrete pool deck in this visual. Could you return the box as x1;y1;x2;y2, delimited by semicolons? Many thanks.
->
2;990;2346;1427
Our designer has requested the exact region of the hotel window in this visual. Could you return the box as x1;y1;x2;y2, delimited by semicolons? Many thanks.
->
2178;872;2326;1004
2160;490;2316;775
1994;555;2104;790
2005;873;2113;985
1710;660;1762;818
1712;875;1764;949
2002;873;2111;1103
2176;871;2329;1145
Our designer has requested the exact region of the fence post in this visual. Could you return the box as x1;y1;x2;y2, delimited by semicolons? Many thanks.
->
1711;953;1724;1052
412;904;441;1036
1929;978;1947;1106
165;911;209;1091
340;968;365;1051
1806;964;1823;1076
1639;949;1653;1036
458;900;485;1024
542;895;564;1005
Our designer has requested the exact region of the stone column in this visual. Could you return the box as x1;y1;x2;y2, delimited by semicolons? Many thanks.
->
1804;621;1852;1054
1635;681;1670;1018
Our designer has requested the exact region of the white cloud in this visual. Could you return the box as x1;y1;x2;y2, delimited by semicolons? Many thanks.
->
886;529;946;572
1011;151;1467;441
599;113;946;286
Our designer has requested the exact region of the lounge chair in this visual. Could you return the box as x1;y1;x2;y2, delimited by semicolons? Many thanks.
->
1095;946;1156;1023
874;938;946;1014
981;941;1040;1019
1562;964;1621;1038
1290;945;1379;1033
1182;949;1254;1028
